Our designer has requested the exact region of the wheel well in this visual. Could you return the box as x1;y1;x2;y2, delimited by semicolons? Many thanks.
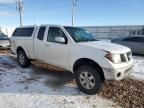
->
17;47;24;54
73;58;105;81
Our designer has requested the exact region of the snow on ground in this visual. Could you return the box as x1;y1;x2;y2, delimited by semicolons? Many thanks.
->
132;56;144;80
0;53;144;108
0;55;118;108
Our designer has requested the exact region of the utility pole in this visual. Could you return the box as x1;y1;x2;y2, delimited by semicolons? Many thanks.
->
16;0;23;27
72;0;77;26
33;8;36;25
6;28;8;36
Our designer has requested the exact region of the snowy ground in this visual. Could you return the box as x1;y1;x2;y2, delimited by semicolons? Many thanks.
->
132;56;144;80
0;54;118;108
0;53;143;108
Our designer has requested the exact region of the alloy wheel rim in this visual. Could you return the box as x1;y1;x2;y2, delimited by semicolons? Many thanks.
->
79;71;95;89
19;53;25;65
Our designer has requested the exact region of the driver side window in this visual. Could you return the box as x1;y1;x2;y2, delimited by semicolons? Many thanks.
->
47;27;67;43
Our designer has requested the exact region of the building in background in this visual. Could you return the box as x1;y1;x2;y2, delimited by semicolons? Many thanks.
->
82;25;144;39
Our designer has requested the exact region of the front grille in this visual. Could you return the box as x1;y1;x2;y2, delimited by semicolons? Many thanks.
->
120;54;126;62
0;40;9;45
127;52;132;61
120;52;132;63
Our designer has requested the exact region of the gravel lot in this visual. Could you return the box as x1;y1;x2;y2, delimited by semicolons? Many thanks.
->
99;79;144;108
0;49;144;108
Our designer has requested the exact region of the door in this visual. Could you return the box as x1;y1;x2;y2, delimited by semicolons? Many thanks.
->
121;37;143;54
136;37;144;54
34;26;46;60
42;26;70;69
120;37;136;52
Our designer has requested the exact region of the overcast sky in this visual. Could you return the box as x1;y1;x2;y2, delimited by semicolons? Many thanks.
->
0;0;144;27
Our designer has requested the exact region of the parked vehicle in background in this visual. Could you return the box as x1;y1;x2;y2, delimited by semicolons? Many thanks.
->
11;25;133;94
111;36;144;54
0;32;10;48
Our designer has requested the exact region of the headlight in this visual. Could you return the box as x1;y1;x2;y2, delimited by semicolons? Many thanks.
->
105;53;121;64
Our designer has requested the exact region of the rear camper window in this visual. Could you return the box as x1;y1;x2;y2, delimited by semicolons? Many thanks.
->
13;27;34;37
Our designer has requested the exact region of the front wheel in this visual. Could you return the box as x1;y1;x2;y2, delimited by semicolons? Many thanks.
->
75;65;102;94
17;50;31;68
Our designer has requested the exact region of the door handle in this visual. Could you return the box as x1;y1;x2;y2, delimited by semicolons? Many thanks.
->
44;44;50;47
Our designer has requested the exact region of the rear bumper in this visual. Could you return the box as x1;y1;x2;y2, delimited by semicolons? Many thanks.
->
102;64;133;80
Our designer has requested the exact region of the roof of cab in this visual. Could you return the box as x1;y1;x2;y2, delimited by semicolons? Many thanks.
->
15;24;75;29
15;25;37;29
39;24;73;27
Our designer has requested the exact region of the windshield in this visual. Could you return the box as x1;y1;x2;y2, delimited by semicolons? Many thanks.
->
64;27;98;42
0;32;7;38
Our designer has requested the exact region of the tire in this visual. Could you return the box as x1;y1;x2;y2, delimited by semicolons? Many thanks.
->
75;65;102;94
17;50;31;68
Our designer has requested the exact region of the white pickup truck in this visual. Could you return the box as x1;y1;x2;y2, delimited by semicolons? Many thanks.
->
11;25;133;94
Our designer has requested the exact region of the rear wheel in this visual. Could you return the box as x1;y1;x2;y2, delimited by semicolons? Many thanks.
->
17;50;31;68
75;65;102;94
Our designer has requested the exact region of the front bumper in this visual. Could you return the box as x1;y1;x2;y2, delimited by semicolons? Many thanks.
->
102;64;133;80
0;44;10;48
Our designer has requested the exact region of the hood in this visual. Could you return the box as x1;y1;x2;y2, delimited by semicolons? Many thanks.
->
79;41;131;53
0;36;9;40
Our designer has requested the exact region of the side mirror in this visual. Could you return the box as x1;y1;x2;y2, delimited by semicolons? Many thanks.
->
55;37;66;43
